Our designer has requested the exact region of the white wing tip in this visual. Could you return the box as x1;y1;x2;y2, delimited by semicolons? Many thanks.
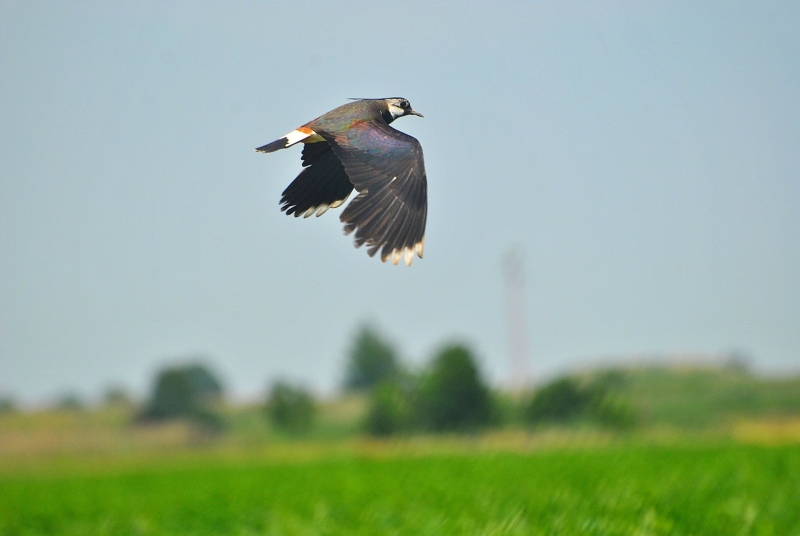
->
404;248;414;266
381;240;425;266
330;192;351;209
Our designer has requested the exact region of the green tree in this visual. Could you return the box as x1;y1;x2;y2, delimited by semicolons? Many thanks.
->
344;325;399;391
266;381;315;433
415;344;492;431
142;362;224;429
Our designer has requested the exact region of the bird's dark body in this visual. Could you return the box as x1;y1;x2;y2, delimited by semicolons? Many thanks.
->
256;98;427;265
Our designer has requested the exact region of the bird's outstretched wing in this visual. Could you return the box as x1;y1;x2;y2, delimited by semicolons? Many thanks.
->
279;141;354;218
320;120;427;265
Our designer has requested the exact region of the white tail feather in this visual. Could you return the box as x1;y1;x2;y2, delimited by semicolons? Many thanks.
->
284;128;313;147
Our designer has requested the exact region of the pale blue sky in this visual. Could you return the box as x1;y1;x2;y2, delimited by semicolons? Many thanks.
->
1;1;798;404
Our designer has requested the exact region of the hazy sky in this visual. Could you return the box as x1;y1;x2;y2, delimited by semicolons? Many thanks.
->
2;1;798;405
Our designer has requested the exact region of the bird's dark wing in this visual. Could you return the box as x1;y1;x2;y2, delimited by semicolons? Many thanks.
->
280;141;354;218
320;120;427;265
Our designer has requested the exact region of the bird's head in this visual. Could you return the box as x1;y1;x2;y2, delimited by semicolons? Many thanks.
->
384;98;423;122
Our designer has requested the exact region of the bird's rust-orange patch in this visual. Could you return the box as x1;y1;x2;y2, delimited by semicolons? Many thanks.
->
297;126;314;135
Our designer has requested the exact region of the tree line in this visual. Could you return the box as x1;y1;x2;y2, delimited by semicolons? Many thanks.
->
133;325;637;436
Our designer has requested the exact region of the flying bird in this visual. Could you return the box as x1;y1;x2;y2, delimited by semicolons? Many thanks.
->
256;98;427;266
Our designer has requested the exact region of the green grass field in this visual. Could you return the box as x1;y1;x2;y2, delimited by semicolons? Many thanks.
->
3;365;800;535
1;443;799;535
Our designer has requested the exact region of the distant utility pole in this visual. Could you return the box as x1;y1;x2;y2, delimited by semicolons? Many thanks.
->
503;248;530;391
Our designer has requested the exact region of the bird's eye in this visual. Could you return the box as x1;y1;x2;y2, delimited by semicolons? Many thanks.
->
401;100;409;108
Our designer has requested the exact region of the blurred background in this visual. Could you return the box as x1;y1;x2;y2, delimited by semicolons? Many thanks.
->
1;1;798;446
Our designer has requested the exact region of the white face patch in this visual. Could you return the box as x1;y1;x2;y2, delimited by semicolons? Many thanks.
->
387;103;405;119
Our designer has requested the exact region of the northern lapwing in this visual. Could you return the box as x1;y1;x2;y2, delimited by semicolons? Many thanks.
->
256;98;427;266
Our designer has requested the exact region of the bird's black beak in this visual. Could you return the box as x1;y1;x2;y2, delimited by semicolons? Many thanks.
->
408;109;424;118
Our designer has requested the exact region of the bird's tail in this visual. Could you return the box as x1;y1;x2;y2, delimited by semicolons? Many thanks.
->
255;127;318;153
255;138;290;153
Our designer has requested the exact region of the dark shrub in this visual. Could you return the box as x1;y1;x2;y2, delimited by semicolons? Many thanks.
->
57;392;84;411
266;381;315;433
416;344;492;431
365;381;411;436
526;373;639;429
592;394;638;428
0;396;16;414
143;363;224;429
103;386;132;407
526;378;589;424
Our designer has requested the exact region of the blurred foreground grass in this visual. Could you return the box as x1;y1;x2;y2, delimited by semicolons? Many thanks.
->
1;365;799;534
1;444;798;535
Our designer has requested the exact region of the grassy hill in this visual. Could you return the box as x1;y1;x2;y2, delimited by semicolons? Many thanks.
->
577;364;800;428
